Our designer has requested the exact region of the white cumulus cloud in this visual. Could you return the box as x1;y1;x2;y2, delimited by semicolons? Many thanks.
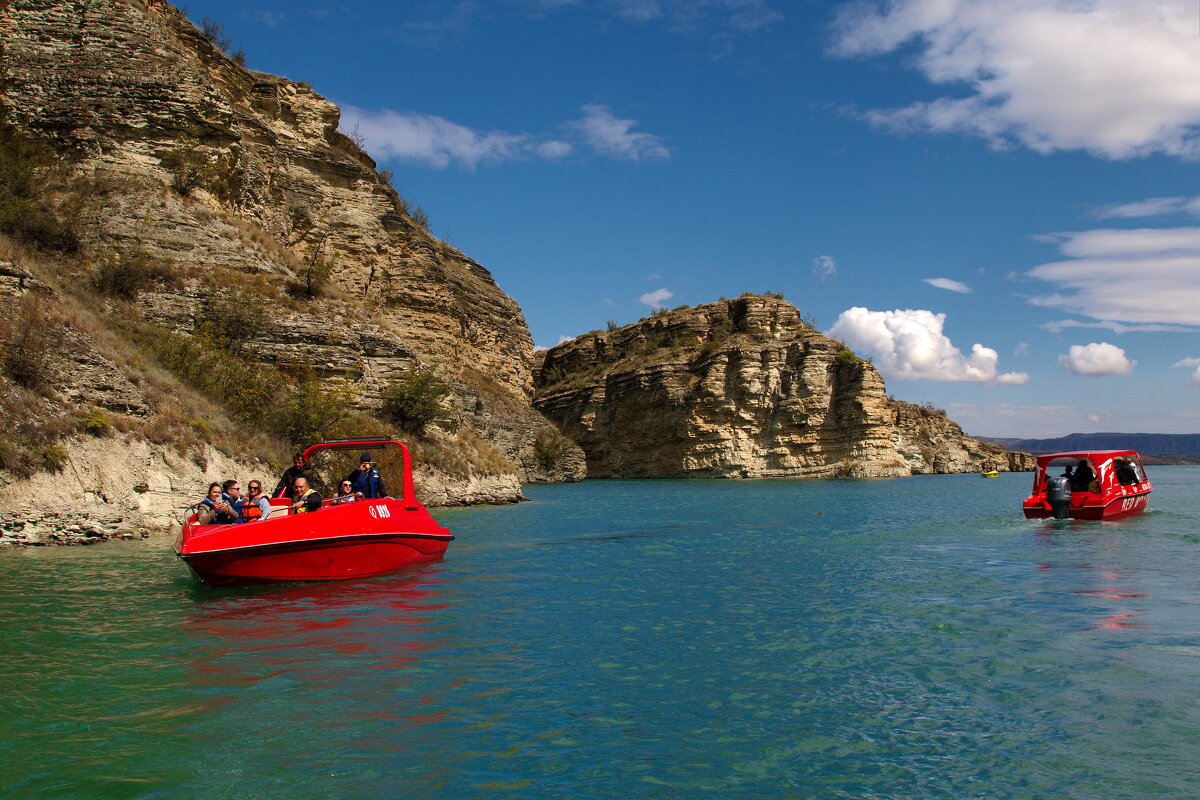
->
639;288;674;308
923;277;970;293
828;307;1028;384
829;0;1200;160
1058;342;1135;376
812;254;838;281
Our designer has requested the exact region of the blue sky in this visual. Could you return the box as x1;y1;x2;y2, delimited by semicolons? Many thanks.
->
186;0;1200;438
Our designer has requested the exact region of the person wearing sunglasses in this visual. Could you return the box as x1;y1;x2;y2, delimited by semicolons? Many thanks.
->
241;480;272;521
332;480;362;505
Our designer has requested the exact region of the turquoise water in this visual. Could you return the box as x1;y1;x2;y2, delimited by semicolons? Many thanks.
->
3;470;1200;799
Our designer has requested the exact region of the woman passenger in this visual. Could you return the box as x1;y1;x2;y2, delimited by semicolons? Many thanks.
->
196;483;236;525
332;480;361;505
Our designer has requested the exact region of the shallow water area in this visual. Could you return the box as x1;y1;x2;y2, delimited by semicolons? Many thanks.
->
3;469;1200;798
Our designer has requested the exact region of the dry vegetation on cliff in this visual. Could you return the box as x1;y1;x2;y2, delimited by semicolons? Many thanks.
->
0;0;585;544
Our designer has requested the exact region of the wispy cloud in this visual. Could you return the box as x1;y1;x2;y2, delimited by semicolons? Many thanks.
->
1041;319;1194;334
639;288;674;308
1093;196;1200;220
923;277;970;293
242;10;287;26
571;105;670;162
829;307;1027;384
1173;357;1200;386
812;255;838;281
829;0;1200;160
341;103;669;169
1058;342;1135;377
1026;226;1200;327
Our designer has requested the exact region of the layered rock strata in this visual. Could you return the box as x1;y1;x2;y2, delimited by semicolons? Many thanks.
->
0;0;584;540
534;296;1031;478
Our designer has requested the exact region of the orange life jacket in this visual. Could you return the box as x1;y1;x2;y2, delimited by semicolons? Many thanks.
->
241;499;263;522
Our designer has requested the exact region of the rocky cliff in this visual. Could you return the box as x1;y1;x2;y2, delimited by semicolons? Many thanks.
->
0;0;584;544
534;296;1032;478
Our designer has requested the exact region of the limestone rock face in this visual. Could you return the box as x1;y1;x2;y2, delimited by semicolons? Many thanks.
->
890;400;1036;474
534;296;1031;478
0;435;266;547
0;0;584;511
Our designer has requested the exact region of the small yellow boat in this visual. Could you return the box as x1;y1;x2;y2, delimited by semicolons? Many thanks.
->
980;470;999;478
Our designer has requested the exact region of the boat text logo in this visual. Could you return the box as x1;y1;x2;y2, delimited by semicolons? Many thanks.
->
1120;496;1146;512
368;504;391;520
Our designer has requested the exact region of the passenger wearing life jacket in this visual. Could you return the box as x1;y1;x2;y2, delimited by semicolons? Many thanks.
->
221;479;248;524
344;452;388;499
290;477;324;514
332;479;361;505
241;479;271;521
196;483;237;525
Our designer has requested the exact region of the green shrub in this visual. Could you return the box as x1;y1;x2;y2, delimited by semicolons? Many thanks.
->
160;138;213;196
382;368;449;434
40;444;68;473
279;372;359;448
152;326;279;426
286;248;333;299
198;288;263;353
835;349;858;366
79;407;112;436
94;249;175;298
533;430;565;472
0;124;79;252
1;294;57;391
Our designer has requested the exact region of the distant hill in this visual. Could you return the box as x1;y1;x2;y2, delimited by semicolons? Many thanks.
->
978;433;1200;464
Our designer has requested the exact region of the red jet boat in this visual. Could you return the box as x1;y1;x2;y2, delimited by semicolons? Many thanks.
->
176;438;453;585
1022;450;1152;520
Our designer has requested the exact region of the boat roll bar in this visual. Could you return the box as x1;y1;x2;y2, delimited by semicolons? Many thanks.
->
298;438;419;510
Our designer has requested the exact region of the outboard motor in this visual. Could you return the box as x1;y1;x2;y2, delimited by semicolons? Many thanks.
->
1045;473;1072;520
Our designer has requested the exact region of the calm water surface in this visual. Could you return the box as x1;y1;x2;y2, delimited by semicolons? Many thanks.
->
3;470;1200;799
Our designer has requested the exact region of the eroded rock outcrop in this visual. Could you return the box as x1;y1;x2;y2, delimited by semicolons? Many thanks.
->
0;0;583;539
534;296;1031;478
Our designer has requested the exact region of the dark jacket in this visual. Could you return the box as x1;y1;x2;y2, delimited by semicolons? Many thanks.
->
345;466;387;499
1070;466;1096;492
293;488;324;513
275;463;314;499
197;497;237;525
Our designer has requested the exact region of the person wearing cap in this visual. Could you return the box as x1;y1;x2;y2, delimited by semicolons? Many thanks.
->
344;452;387;499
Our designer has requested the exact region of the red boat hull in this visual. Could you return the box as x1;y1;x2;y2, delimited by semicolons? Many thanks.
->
176;498;452;586
1022;489;1151;520
1021;449;1152;521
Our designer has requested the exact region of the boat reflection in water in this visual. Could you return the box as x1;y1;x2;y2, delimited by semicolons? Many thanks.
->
179;568;457;730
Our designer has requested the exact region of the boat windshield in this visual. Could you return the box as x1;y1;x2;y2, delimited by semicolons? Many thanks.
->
1130;457;1148;483
304;446;405;499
